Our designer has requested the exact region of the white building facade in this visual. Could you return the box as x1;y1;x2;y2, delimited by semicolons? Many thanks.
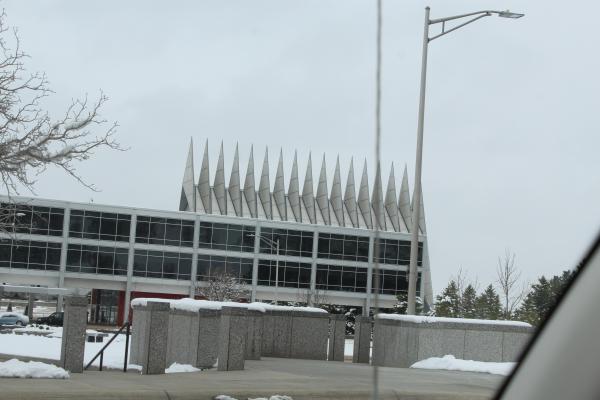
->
0;141;432;324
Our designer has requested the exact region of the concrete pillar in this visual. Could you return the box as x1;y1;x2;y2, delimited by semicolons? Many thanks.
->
59;296;88;373
166;309;198;367
245;310;263;360
129;305;149;365
290;311;329;360
197;309;220;368
271;311;293;358
218;307;248;371
328;314;346;362
261;310;276;357
140;302;170;375
353;316;372;364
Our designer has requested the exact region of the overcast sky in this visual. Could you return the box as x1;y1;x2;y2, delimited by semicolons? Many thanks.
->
4;0;599;295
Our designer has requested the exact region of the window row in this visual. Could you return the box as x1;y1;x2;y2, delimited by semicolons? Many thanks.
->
0;240;61;271
258;228;313;258
257;260;311;289
316;264;368;293
66;244;128;276
1;204;64;237
198;222;255;253
69;209;131;242
317;233;370;262
135;216;194;247
196;255;253;284
375;238;423;266
371;269;422;296
133;250;192;280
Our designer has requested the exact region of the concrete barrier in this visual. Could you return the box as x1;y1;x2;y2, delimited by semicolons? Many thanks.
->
196;309;221;368
328;314;346;362
372;314;533;368
290;311;329;360
245;309;263;360
218;307;248;371
133;301;170;374
59;296;88;373
166;308;199;367
352;316;372;364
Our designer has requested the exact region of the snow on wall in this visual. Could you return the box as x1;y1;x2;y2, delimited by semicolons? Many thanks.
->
130;298;327;314
376;313;532;327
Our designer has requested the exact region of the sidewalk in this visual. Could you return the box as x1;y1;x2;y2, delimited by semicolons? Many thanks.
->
0;357;502;400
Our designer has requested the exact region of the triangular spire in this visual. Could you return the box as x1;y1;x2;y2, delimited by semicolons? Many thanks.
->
243;145;257;218
302;153;315;224
372;162;386;230
316;154;330;225
330;156;344;226
179;138;195;212
398;164;412;231
384;163;400;232
344;158;358;227
214;141;226;214
259;147;272;219
228;144;242;216
288;151;301;222
411;186;427;234
357;160;372;229
273;149;286;220
198;139;211;213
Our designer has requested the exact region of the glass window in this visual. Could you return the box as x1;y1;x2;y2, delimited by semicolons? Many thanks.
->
69;209;130;242
196;254;253;284
317;233;369;262
259;227;313;258
257;259;311;288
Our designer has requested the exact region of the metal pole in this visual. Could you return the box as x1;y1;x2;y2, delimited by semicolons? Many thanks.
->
274;239;280;304
123;322;131;372
408;6;430;315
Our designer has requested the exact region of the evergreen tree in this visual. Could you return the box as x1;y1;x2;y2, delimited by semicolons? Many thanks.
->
515;270;574;326
434;280;461;317
461;284;477;318
475;284;502;320
394;293;423;315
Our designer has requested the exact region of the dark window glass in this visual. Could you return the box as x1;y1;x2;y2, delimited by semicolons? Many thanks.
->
49;213;64;235
28;244;46;265
83;216;100;239
69;215;84;238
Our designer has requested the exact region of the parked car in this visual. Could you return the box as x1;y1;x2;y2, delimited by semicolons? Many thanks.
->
0;312;29;326
35;312;63;326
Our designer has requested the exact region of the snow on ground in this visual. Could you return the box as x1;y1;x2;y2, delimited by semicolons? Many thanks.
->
0;358;69;379
165;363;200;373
0;331;140;371
410;355;516;376
377;314;532;327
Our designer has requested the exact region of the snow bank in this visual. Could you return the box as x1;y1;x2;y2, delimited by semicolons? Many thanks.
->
376;314;531;327
0;359;69;379
130;298;327;314
165;362;200;373
410;355;516;376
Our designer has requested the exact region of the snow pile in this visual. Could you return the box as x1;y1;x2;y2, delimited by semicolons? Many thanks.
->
376;314;532;327
215;396;293;400
12;325;59;335
0;359;69;379
410;355;516;376
130;298;327;314
165;363;200;373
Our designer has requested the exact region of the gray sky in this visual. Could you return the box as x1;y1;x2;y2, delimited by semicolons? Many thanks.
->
5;0;600;296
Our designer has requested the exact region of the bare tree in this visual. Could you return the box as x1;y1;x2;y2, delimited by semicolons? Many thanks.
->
496;249;527;319
0;11;121;196
296;286;329;307
195;273;251;302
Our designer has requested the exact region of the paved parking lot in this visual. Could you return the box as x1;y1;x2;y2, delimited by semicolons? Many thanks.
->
0;357;503;400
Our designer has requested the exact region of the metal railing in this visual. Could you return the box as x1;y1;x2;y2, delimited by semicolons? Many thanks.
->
84;321;131;372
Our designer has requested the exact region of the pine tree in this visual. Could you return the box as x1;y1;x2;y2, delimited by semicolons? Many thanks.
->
515;270;574;326
475;284;502;320
434;280;461;318
461;284;477;318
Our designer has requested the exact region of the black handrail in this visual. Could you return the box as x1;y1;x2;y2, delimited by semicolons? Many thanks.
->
84;321;130;372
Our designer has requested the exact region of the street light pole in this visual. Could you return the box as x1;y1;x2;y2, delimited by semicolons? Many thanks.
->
407;6;430;316
274;238;280;304
406;7;524;315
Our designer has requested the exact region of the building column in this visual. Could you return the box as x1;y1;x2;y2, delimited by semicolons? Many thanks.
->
56;207;70;312
189;217;200;297
251;223;261;302
364;234;375;316
124;214;137;323
309;230;319;307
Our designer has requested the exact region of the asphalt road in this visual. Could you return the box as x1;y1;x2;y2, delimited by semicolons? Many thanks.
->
0;357;503;400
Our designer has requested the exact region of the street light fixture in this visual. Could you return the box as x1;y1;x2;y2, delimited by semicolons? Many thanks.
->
250;233;281;304
406;7;524;315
